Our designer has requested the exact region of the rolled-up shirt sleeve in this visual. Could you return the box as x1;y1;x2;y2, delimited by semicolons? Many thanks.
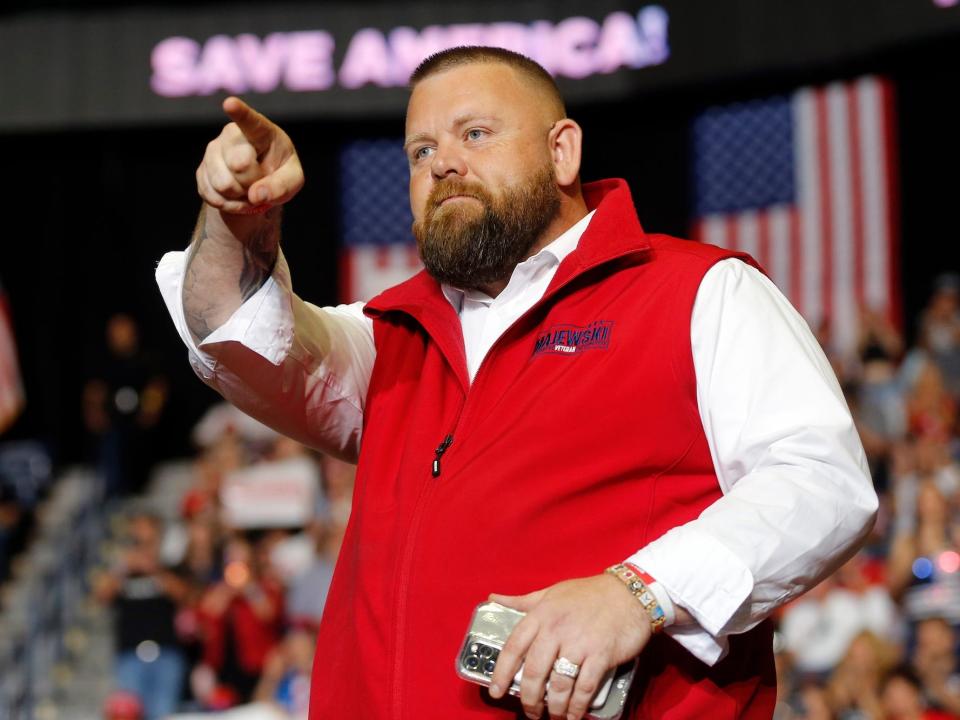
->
627;258;878;665
155;248;374;462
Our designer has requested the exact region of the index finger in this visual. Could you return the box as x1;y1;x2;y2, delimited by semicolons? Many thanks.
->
222;96;274;153
489;616;538;699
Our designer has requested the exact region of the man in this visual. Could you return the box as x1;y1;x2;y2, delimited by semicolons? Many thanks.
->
93;511;188;720
82;313;168;497
157;47;877;719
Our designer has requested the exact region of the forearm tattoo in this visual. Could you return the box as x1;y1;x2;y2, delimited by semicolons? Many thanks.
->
183;207;216;342
239;217;280;302
183;205;280;343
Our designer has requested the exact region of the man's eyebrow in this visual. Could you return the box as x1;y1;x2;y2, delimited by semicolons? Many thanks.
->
450;113;498;129
403;115;501;152
403;132;431;152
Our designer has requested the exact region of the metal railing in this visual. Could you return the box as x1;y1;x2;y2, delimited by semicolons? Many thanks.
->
0;470;107;720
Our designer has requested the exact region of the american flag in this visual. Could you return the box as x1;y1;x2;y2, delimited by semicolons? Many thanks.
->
690;76;900;358
339;139;422;304
0;277;24;433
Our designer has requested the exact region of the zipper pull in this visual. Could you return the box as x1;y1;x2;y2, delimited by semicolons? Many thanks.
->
432;434;454;477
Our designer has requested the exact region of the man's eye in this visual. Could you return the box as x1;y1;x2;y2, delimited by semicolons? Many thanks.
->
414;146;434;161
466;129;486;141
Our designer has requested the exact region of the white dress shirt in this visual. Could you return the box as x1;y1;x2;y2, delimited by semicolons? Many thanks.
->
156;210;876;665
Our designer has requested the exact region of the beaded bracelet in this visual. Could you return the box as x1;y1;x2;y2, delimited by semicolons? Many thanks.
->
605;563;667;634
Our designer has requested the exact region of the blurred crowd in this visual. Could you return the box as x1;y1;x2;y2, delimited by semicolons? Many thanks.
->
775;273;960;720
93;404;354;720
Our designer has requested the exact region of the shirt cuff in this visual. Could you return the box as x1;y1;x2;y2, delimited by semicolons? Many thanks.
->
155;248;296;374
627;525;755;665
659;624;730;666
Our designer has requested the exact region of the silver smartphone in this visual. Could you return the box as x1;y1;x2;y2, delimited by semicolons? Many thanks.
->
455;601;637;720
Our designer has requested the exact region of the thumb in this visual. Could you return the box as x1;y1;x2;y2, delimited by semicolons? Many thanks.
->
488;588;547;612
247;180;273;206
247;155;304;206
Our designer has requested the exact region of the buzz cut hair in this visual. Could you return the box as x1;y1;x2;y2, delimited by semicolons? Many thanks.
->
410;46;566;117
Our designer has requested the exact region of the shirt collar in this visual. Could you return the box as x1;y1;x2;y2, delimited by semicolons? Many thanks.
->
441;209;596;308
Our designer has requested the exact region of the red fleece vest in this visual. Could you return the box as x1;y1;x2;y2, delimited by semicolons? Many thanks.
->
308;179;776;719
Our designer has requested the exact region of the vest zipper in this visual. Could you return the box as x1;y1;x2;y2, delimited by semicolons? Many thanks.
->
431;434;454;477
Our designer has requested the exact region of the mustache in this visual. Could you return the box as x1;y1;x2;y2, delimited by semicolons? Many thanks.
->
426;179;491;208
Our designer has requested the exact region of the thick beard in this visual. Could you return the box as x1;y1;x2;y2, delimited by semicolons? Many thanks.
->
412;164;561;291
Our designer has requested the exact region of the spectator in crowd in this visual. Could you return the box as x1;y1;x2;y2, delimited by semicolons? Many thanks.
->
881;665;957;720
318;453;355;528
888;479;960;625
83;313;168;496
254;626;316;717
825;630;897;719
793;682;835;720
781;553;902;677
856;307;908;489
907;362;957;443
918;274;960;398
178;433;242;528
94;510;189;720
177;510;224;588
891;435;960;537
859;306;906;368
911;617;960;716
285;518;343;629
195;533;285;707
171;509;225;682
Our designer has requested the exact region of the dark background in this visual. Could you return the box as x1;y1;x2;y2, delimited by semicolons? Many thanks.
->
4;0;960;130
0;3;958;466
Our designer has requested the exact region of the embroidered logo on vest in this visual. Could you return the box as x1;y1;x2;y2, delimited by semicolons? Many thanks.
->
532;321;614;356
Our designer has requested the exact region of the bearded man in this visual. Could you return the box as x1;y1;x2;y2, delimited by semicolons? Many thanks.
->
157;47;877;720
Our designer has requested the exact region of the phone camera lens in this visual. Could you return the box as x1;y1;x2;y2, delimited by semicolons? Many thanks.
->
478;645;493;659
483;660;497;674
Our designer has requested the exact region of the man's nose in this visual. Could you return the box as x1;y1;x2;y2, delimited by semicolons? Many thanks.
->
430;141;467;179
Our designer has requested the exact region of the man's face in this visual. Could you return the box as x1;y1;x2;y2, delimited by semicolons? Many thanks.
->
404;63;561;290
916;618;954;657
107;313;138;356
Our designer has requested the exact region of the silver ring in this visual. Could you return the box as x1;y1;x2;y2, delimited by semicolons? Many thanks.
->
552;656;580;679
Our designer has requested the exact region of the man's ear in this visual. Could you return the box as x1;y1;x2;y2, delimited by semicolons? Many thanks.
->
549;119;583;188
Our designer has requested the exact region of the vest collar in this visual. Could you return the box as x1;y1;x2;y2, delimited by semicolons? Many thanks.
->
365;178;651;319
363;178;651;389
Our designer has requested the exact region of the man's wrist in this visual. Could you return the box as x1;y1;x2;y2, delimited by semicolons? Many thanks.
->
605;563;670;633
623;563;676;628
210;204;282;268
